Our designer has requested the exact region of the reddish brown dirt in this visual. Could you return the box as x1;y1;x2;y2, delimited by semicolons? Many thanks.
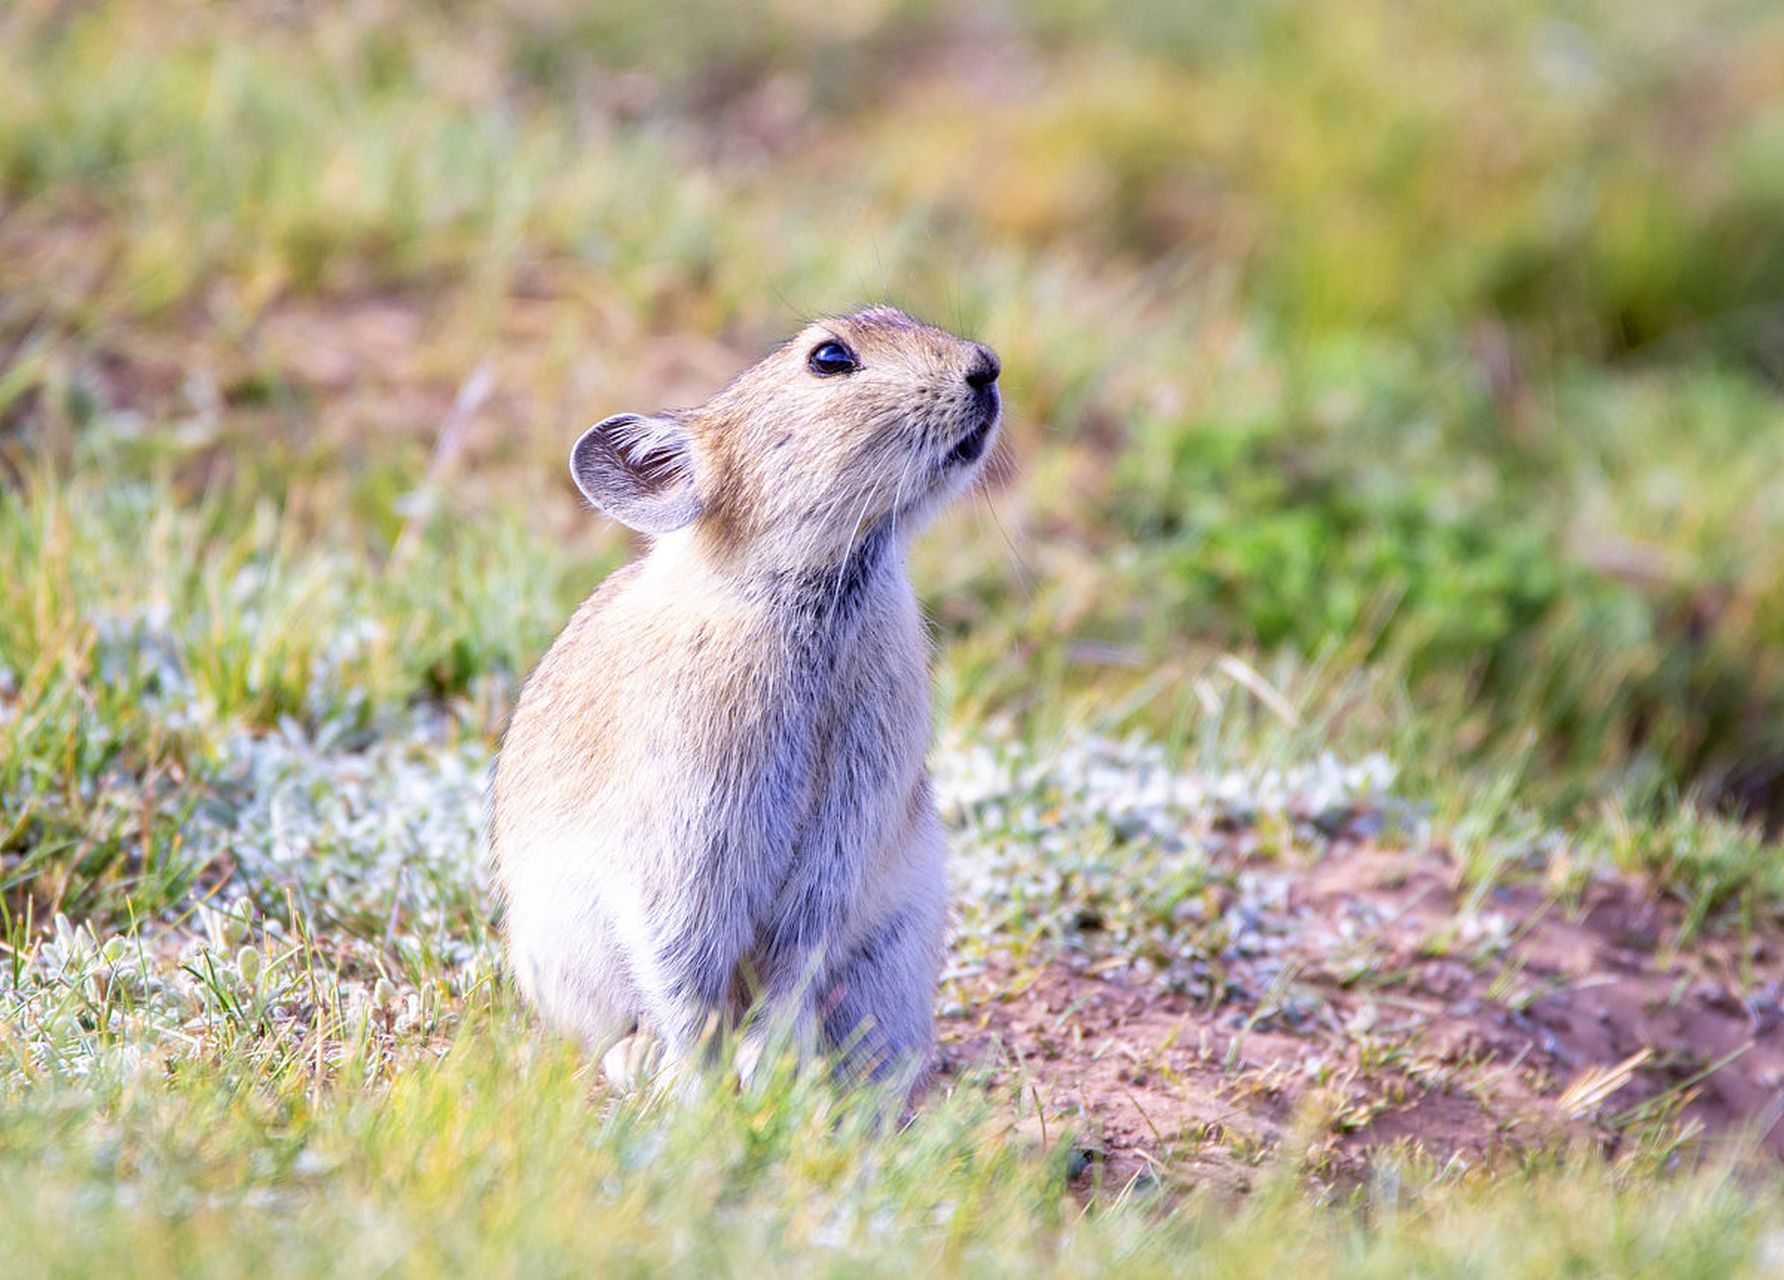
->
938;845;1784;1190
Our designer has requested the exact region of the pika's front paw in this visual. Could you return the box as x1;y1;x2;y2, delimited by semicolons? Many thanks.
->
600;1032;666;1093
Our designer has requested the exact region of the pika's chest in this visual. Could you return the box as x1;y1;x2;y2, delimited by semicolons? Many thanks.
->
698;598;925;752
654;589;928;814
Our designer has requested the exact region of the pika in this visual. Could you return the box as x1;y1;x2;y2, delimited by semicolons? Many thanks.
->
490;306;1001;1086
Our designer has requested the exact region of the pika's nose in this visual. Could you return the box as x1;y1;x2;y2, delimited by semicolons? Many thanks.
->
964;345;1001;389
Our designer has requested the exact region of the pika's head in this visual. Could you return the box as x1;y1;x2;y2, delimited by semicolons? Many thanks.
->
570;307;1000;567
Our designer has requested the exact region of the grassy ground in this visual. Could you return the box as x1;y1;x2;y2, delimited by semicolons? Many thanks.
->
4;0;1784;1272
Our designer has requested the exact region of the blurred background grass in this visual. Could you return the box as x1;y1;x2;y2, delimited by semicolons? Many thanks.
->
2;0;1782;849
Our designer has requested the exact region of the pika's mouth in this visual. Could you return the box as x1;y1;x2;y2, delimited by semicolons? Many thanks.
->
943;405;998;468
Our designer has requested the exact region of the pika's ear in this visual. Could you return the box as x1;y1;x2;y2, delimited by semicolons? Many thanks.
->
569;413;703;534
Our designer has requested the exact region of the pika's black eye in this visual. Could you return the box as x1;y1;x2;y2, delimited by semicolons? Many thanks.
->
807;340;859;377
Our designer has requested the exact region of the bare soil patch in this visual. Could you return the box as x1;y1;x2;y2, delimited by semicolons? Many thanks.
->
939;845;1784;1190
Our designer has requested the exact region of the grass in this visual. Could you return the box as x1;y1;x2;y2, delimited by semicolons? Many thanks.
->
3;0;1784;1271
4;1022;1781;1278
7;2;1784;812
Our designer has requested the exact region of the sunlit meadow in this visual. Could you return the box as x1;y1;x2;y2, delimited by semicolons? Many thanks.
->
4;1;1784;1273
